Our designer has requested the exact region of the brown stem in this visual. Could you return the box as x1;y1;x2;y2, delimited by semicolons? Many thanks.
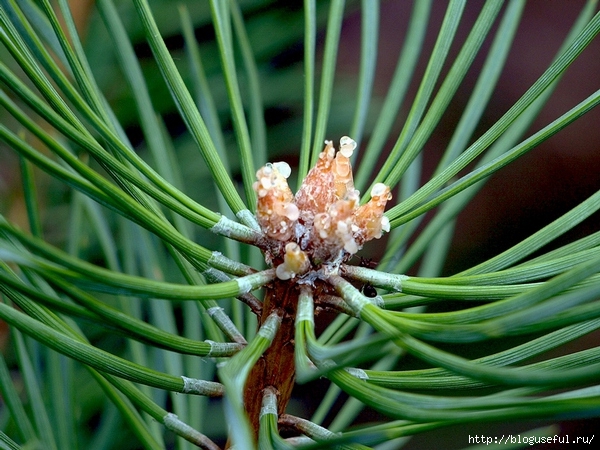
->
242;278;299;439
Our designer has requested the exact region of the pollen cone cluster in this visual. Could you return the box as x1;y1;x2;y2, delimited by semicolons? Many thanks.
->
254;137;391;280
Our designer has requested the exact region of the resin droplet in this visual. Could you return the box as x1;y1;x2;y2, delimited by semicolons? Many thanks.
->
339;135;357;157
275;242;310;280
272;161;291;179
